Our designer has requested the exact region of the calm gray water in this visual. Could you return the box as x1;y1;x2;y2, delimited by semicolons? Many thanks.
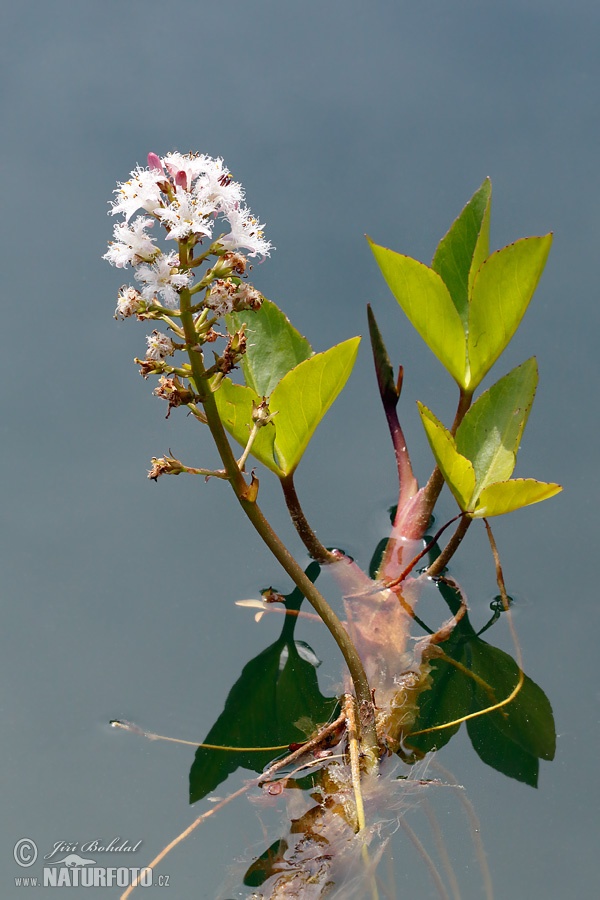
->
2;2;598;897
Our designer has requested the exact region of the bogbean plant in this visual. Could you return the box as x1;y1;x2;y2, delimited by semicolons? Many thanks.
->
105;155;560;890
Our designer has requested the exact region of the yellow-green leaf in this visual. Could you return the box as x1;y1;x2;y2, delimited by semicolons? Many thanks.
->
471;478;562;518
466;235;553;390
213;379;282;475
456;358;538;494
369;239;467;386
418;403;476;511
270;337;360;475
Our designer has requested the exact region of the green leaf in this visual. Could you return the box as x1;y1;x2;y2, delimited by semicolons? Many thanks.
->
189;570;336;805
418;402;475;510
455;358;538;493
419;364;560;518
467;640;556;765
471;478;562;517
405;650;473;755
432;178;492;325
372;185;551;391
268;337;360;475
213;378;282;475
243;840;289;887
369;238;467;385
227;298;312;398
467;712;540;787
401;576;555;786
466;234;553;390
468;184;492;299
189;637;337;803
216;338;360;476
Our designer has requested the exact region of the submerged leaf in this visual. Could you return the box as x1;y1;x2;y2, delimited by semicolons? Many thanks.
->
467;640;556;762
189;569;337;804
189;637;337;804
243;839;289;887
405;650;473;754
405;576;555;785
467;713;540;787
465;639;556;786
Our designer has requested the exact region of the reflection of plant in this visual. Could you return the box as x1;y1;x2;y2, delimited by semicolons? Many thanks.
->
104;160;560;896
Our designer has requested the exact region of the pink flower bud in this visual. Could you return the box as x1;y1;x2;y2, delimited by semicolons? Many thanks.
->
174;169;188;190
147;152;163;172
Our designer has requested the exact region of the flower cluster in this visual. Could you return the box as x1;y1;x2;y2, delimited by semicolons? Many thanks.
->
106;151;272;268
104;151;272;373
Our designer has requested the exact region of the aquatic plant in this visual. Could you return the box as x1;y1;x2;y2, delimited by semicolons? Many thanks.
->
104;158;559;897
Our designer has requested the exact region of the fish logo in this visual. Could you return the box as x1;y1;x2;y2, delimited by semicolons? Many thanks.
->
51;854;95;868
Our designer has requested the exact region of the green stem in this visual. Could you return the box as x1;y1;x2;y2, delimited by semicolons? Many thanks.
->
177;287;379;761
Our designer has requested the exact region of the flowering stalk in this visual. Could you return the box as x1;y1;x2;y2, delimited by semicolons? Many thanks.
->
177;289;379;762
105;152;379;761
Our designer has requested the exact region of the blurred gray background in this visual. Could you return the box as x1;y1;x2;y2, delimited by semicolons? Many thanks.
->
1;1;598;897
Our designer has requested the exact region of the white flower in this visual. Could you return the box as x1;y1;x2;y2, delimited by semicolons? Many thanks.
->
103;217;158;268
105;152;273;307
162;152;210;191
219;205;272;258
155;189;216;241
161;153;244;213
134;252;191;307
192;156;244;212
145;330;174;360
109;166;164;221
115;285;144;319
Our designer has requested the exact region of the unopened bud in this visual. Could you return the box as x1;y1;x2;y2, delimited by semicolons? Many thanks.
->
174;169;188;190
147;152;163;172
